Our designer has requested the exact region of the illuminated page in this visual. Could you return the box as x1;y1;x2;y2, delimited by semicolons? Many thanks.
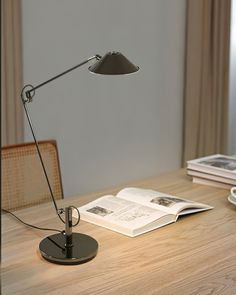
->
78;195;174;237
117;187;212;215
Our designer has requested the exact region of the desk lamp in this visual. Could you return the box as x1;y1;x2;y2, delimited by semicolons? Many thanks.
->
20;51;139;265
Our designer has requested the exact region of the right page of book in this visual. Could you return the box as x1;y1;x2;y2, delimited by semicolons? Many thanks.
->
116;187;212;215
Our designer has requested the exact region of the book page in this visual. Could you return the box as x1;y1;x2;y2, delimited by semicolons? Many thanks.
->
78;195;170;230
116;187;210;215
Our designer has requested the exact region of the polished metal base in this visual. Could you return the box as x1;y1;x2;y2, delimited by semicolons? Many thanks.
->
39;233;98;265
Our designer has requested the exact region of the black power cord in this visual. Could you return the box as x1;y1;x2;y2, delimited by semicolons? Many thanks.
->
2;206;80;233
2;208;63;233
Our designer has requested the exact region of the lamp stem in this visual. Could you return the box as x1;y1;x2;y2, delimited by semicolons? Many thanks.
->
22;101;64;221
65;207;73;247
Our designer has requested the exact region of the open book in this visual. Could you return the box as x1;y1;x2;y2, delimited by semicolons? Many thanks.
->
76;187;212;237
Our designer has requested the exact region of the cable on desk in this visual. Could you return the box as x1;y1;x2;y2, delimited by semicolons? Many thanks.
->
1;208;63;234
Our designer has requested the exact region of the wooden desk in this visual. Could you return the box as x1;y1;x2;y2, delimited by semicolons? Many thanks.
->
2;170;236;295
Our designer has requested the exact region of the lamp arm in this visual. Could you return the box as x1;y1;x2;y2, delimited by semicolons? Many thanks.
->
19;54;102;226
21;54;101;102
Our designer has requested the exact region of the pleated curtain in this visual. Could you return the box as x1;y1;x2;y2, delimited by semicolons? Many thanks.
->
1;0;23;146
182;0;231;164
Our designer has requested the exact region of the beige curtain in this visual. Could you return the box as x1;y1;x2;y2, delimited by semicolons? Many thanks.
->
182;0;231;164
1;0;23;146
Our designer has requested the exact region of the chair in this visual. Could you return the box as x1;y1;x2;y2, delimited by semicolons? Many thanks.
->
1;140;64;211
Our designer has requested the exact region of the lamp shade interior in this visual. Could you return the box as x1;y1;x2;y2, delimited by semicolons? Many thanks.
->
89;52;139;75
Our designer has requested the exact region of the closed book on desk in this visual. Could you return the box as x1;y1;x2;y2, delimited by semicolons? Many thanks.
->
187;154;236;179
191;176;233;189
187;169;236;189
75;187;212;237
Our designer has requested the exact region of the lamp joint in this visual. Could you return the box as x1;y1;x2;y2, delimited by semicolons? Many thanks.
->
57;208;65;215
21;84;35;103
95;54;102;60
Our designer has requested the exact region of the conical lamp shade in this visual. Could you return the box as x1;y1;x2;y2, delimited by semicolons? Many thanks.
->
89;52;139;75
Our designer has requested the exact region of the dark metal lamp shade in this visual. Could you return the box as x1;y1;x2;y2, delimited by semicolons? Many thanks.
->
89;51;139;75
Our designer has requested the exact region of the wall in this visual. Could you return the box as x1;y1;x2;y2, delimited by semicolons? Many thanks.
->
22;0;186;197
229;0;236;155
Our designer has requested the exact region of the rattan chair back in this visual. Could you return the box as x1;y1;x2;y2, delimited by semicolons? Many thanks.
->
2;140;64;211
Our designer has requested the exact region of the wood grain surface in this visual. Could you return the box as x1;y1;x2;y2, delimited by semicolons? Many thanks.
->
2;169;236;295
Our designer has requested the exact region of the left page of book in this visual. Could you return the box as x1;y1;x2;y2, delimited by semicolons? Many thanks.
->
77;195;174;237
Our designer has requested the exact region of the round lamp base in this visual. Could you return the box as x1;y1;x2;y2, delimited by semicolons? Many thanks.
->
39;232;98;265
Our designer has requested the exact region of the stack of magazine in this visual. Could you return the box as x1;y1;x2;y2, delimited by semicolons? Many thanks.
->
187;154;236;189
